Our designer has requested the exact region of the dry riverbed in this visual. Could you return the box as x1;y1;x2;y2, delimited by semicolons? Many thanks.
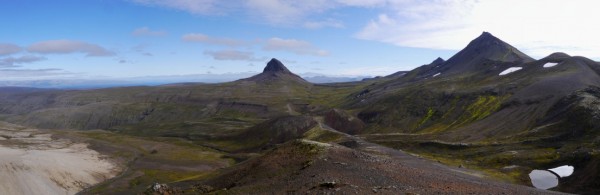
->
0;122;120;195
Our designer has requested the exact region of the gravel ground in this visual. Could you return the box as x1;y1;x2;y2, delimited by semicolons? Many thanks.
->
203;125;568;195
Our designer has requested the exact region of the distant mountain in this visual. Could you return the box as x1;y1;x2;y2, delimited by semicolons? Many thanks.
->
239;58;310;85
302;75;368;83
0;72;371;89
0;73;259;89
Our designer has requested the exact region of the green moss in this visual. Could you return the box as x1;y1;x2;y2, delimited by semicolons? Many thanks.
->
449;95;508;128
142;169;205;183
71;130;234;194
417;107;435;128
303;126;344;143
467;96;502;120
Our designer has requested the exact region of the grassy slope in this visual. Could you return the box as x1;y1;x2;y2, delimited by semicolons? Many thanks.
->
53;130;233;194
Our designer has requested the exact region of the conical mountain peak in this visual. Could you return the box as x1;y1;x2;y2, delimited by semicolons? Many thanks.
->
477;31;495;40
441;31;534;74
240;58;309;84
468;31;510;49
263;58;291;73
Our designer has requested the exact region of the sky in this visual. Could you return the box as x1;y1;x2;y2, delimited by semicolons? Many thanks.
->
0;0;599;81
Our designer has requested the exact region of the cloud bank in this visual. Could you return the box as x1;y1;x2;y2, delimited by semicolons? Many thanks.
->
355;0;600;58
184;33;330;58
130;0;232;15
28;40;115;57
133;0;600;58
0;43;22;56
264;38;329;56
0;55;46;67
203;50;262;61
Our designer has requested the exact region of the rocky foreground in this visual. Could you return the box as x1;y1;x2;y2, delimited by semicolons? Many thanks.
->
0;122;120;195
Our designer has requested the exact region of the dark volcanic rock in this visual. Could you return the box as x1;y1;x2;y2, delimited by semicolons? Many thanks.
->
430;57;445;66
542;52;571;62
234;116;318;151
263;58;291;73
324;109;366;135
441;31;534;74
240;58;309;84
384;57;445;79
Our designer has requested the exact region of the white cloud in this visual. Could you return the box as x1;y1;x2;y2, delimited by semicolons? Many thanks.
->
264;37;329;56
183;33;329;58
303;18;344;29
335;0;387;7
132;27;167;36
0;55;46;67
244;0;335;25
28;40;115;57
130;0;600;59
203;50;262;61
0;43;22;56
129;0;229;15
356;0;600;58
130;0;346;28
182;33;247;47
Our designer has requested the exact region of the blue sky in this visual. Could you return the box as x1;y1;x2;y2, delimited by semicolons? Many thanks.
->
0;0;598;81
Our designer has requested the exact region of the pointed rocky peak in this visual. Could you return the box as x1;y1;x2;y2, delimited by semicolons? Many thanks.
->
467;32;511;51
466;31;508;49
475;31;496;41
441;31;535;74
240;58;309;85
461;31;533;62
263;58;291;73
430;57;445;66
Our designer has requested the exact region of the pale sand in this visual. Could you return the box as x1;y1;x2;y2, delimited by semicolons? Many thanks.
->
0;124;119;195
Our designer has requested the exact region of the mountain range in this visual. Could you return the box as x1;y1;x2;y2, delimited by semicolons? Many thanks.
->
0;70;369;89
0;32;598;194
